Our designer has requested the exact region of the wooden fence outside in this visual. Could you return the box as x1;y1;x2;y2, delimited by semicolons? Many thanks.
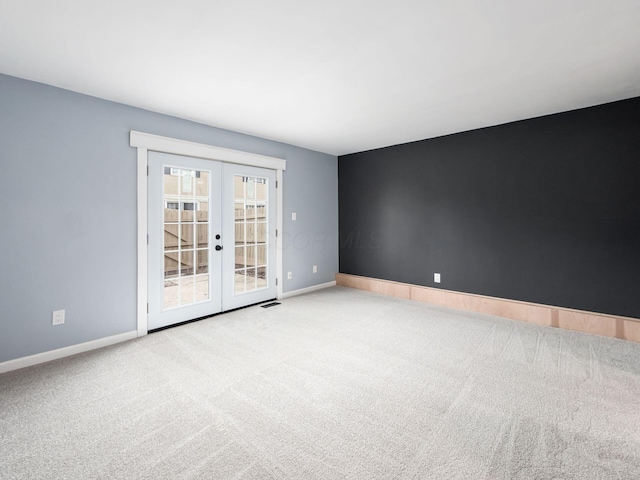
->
163;206;267;276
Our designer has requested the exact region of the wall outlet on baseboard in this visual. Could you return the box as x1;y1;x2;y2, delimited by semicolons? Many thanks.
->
287;272;293;280
52;310;65;326
434;273;441;283
312;265;317;273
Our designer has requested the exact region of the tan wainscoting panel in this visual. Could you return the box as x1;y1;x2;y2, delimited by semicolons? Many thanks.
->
336;273;410;299
335;273;368;290
336;273;640;343
557;311;617;338
410;286;553;327
622;320;640;343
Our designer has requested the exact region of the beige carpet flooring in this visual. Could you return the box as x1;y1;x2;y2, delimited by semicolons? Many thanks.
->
1;286;640;479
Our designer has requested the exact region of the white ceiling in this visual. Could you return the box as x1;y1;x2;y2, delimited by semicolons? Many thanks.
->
1;1;639;156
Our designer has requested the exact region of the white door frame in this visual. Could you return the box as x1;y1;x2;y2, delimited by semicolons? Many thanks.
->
130;131;286;337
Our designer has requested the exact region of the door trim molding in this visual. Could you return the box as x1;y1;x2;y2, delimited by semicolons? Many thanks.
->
131;131;287;337
136;147;148;336
130;131;287;171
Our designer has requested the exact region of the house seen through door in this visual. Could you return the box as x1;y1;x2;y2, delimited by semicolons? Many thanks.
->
147;151;277;330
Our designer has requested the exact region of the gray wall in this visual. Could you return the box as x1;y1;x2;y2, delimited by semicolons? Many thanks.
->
0;73;338;363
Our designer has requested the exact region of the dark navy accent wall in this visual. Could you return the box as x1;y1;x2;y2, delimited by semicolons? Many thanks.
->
339;97;640;318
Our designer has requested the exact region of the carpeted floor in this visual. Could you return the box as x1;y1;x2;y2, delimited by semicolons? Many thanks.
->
1;286;640;479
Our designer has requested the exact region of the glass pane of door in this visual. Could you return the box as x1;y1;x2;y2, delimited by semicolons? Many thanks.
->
163;167;211;308
233;175;268;295
223;164;276;311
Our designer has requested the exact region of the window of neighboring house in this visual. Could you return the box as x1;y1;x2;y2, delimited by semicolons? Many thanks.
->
164;167;200;178
165;201;198;210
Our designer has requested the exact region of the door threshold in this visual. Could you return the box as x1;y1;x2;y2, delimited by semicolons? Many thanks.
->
148;298;278;334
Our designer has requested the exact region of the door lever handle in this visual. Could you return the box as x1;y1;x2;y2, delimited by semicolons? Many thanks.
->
215;245;223;251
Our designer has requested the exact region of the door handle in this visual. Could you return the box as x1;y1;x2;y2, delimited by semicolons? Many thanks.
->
215;245;223;251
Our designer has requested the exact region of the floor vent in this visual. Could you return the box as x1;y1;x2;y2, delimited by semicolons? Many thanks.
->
261;302;281;308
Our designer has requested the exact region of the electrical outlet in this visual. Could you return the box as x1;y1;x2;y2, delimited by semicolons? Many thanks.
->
434;273;441;283
287;272;293;280
312;265;318;273
292;212;297;221
52;309;65;326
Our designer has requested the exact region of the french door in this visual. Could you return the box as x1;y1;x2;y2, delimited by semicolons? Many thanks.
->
147;151;276;330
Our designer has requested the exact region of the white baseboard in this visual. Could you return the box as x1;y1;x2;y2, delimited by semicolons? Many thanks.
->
0;331;138;375
279;281;336;299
